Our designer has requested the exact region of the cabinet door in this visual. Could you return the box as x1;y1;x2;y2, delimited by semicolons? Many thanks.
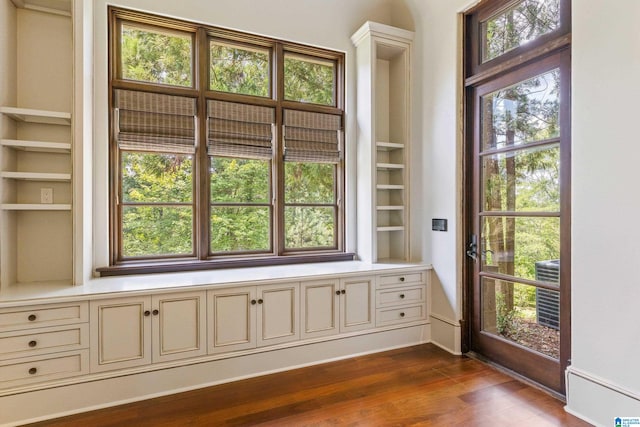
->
340;276;375;333
90;297;151;373
208;287;256;354
257;283;299;347
300;279;339;339
152;291;207;363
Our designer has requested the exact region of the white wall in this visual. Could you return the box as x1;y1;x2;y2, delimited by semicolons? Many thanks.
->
91;0;398;270
567;0;640;423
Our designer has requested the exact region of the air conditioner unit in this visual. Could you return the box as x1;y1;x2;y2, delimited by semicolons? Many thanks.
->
535;259;560;330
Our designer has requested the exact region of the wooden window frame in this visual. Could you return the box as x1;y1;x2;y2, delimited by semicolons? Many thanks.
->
100;7;351;276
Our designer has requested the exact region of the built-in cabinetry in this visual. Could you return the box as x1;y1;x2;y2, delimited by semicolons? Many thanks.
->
90;291;207;372
0;301;89;390
0;0;74;289
208;283;299;353
352;22;414;263
300;276;375;339
0;265;429;424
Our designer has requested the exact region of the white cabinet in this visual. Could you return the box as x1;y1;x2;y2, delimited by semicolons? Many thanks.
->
375;271;428;327
90;291;206;372
301;276;375;339
352;22;414;263
208;283;299;354
0;301;89;389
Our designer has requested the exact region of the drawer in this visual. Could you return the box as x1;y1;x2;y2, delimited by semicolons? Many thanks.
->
0;324;88;361
376;303;427;327
0;302;88;332
376;285;425;308
377;272;424;288
0;350;89;389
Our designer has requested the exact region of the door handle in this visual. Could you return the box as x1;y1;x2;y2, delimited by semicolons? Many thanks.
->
466;235;478;262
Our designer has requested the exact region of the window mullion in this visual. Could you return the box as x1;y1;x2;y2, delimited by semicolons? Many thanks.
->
197;27;209;260
274;43;285;256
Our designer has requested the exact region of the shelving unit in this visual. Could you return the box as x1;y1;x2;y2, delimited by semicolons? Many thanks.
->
352;22;413;263
0;0;74;289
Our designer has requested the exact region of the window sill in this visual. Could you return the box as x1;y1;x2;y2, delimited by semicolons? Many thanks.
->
96;252;357;277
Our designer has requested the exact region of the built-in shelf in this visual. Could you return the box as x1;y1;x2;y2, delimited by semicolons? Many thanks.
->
1;172;72;181
376;163;404;170
377;226;405;232
377;184;405;190
1;139;71;153
1;204;72;211
0;106;71;126
376;141;404;151
377;206;405;211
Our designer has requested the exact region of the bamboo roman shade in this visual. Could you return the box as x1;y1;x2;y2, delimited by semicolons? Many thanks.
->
114;89;197;154
283;109;342;163
207;100;275;160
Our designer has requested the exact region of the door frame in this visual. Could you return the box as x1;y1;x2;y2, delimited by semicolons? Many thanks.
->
461;0;572;395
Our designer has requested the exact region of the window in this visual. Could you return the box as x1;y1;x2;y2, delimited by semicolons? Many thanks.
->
103;8;349;275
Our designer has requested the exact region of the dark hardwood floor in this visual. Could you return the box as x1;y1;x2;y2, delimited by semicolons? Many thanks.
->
27;344;591;426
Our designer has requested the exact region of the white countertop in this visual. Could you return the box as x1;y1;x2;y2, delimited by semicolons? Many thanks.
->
0;261;431;307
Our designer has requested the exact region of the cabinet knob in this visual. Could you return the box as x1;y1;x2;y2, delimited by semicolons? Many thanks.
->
400;294;405;299
144;310;151;317
335;290;341;296
28;314;37;322
152;309;159;316
400;312;405;318
28;367;37;375
399;277;405;282
251;299;257;305
341;290;346;295
28;340;37;348
258;299;264;304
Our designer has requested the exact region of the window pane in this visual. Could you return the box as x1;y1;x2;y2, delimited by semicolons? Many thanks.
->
482;0;560;62
483;144;559;212
210;158;269;203
284;54;335;105
121;24;192;87
285;162;334;204
285;206;334;249
210;206;270;252
482;69;559;151
122;152;193;203
122;206;193;257
481;277;559;359
481;216;559;282
210;42;269;97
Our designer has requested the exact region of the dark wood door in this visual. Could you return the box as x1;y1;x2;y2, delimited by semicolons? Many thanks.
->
466;48;571;394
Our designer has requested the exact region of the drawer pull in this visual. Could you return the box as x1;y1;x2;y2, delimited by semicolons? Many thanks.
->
399;294;405;299
28;314;37;321
152;309;159;316
400;312;405;318
28;340;37;348
28;367;37;375
399;277;405;282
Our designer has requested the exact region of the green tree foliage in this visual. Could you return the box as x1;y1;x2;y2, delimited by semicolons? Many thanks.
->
284;55;334;105
210;43;269;97
121;153;193;257
121;25;192;87
484;0;560;61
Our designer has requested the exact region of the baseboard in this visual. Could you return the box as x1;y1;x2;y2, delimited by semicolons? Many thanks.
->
566;366;640;427
429;313;461;355
0;325;430;426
